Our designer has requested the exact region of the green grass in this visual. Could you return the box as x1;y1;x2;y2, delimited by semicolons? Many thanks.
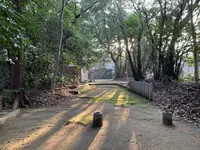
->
79;84;96;94
68;113;93;126
83;87;144;107
67;86;145;126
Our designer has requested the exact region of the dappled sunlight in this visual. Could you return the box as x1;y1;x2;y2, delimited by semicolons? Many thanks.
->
37;104;106;149
88;117;110;150
37;123;84;150
79;89;107;99
116;91;126;106
1;86;143;150
93;90;107;98
87;89;117;103
70;101;92;111
85;90;107;100
79;88;96;97
3;100;104;149
121;108;130;121
101;89;119;101
84;86;144;107
94;89;118;103
129;131;139;150
80;85;96;93
4;111;68;150
68;103;104;126
116;88;144;106
123;93;129;105
70;101;82;108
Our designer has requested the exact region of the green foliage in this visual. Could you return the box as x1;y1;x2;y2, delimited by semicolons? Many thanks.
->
0;61;11;89
125;13;141;36
186;55;200;66
1;90;12;108
24;47;53;89
1;89;20;108
56;76;71;85
0;0;29;55
179;74;194;82
0;0;99;93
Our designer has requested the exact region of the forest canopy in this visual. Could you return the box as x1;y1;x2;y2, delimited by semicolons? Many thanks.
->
0;0;199;109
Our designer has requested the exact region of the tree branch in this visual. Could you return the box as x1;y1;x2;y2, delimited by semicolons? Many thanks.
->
72;0;99;24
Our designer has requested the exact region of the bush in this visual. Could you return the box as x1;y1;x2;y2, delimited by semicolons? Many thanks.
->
24;47;53;89
56;76;72;85
179;74;194;82
0;62;11;89
40;75;52;89
1;89;13;108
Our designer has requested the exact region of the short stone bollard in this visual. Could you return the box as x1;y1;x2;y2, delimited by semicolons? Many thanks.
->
93;112;103;128
163;112;173;126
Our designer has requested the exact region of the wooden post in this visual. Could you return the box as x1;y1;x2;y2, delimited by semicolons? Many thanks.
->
163;112;173;126
93;112;103;128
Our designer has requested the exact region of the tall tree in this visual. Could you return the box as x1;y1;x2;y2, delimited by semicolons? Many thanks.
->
116;0;140;80
51;0;66;91
188;0;199;82
11;0;24;109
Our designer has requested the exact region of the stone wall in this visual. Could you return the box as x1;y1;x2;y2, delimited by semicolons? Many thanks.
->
80;67;89;82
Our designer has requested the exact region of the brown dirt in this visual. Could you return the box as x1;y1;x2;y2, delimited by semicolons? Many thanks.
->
152;82;200;125
0;85;200;150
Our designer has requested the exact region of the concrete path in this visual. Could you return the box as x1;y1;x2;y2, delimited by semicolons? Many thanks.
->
0;85;200;150
91;79;128;86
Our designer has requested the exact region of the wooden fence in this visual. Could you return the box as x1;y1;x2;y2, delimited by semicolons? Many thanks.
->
128;80;153;100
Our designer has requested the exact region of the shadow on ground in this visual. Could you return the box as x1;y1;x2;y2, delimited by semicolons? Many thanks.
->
1;85;200;150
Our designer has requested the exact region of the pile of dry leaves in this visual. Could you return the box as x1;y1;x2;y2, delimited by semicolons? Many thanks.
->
26;87;75;108
152;82;200;125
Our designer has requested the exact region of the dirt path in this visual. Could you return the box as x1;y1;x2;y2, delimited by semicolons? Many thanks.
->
0;85;200;150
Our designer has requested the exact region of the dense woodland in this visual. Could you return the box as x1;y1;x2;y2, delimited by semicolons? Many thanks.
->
0;0;200;110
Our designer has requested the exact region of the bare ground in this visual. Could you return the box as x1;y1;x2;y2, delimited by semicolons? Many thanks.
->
0;85;200;150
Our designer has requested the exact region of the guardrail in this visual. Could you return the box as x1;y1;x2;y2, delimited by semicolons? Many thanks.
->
128;80;153;100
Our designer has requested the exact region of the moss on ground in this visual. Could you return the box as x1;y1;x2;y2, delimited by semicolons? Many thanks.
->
79;84;96;94
81;86;144;107
67;86;145;126
68;113;93;126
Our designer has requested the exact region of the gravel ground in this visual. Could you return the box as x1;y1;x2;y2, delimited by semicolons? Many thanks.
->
0;85;200;150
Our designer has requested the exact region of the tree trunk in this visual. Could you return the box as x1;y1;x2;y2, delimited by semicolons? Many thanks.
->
115;65;121;79
137;28;143;79
11;0;24;109
189;0;199;82
11;54;23;109
116;1;139;80
125;38;139;81
118;36;123;79
51;0;65;91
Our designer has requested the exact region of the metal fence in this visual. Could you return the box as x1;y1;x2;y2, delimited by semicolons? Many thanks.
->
128;80;153;100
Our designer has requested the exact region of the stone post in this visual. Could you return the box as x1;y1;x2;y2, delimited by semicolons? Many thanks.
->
163;112;173;126
93;112;103;128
